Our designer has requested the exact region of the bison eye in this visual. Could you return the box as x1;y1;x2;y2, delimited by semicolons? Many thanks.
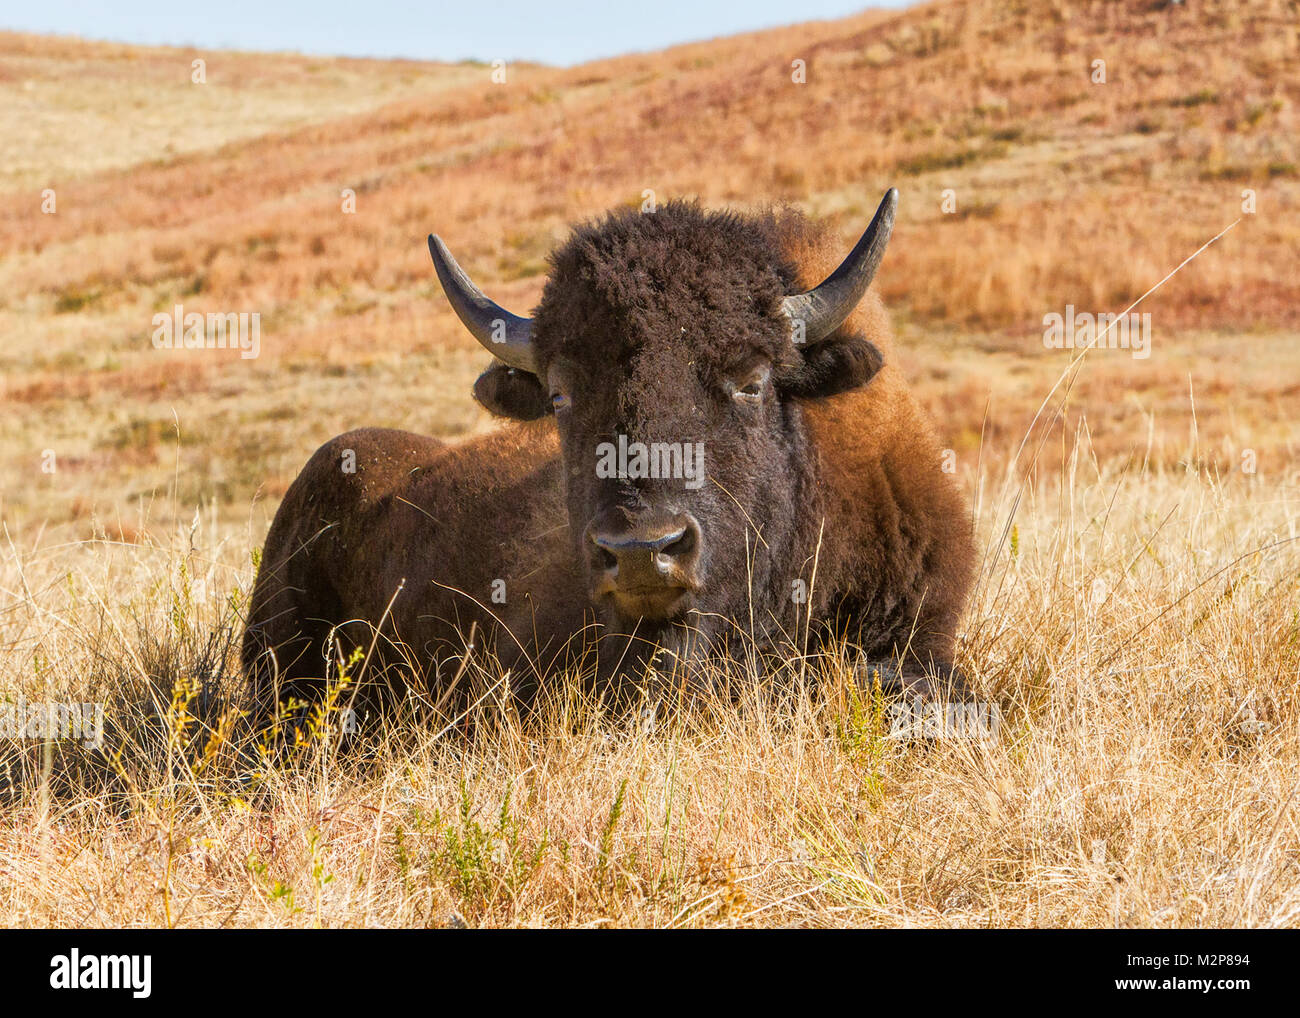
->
729;368;769;406
551;391;572;412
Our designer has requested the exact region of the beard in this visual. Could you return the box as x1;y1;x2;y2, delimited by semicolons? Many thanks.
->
592;602;722;701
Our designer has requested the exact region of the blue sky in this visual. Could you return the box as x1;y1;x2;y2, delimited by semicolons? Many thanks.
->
1;0;911;66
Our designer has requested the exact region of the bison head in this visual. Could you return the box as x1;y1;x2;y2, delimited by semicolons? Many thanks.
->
428;191;896;667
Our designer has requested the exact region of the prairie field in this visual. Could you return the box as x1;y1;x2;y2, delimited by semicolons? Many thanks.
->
0;0;1298;927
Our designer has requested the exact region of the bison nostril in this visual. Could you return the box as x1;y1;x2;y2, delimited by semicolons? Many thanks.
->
588;514;703;587
660;526;696;561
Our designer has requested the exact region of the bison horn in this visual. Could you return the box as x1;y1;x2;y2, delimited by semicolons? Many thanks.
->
428;234;538;374
782;188;898;344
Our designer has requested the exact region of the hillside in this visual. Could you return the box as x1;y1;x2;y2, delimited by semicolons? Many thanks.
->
2;0;1299;540
0;32;487;192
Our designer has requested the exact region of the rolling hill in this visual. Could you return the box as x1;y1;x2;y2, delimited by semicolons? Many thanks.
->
2;0;1298;540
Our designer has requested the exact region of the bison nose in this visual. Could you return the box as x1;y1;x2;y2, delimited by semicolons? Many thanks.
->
587;514;702;593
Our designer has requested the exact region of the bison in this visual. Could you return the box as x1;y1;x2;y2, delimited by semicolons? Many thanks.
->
242;189;975;722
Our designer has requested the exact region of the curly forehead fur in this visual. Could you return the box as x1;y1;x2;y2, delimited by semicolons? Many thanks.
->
532;200;808;376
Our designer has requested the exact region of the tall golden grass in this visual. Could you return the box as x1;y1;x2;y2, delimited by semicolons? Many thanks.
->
1;426;1296;927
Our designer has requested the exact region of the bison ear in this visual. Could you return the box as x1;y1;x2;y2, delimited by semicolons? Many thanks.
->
473;363;551;420
775;336;884;399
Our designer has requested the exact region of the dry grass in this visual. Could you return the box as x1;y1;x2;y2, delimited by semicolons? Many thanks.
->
1;0;1299;928
1;434;1297;927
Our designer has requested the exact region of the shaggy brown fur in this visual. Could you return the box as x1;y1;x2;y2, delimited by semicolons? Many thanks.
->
242;201;975;720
